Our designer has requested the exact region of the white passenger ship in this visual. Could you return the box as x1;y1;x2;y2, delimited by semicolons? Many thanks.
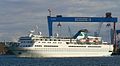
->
8;29;113;57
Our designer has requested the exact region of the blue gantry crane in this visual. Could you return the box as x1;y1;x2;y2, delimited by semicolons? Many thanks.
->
47;13;117;37
47;12;118;52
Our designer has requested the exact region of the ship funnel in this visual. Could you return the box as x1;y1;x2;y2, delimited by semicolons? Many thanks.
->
73;29;88;39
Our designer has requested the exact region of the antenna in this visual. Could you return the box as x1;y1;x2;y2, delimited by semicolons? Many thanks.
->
106;23;111;43
68;26;73;43
36;25;39;35
95;22;103;37
68;26;72;37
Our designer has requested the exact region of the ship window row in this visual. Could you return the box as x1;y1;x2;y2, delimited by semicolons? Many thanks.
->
38;42;62;44
35;45;42;47
44;45;58;47
68;46;101;48
34;39;74;41
20;39;31;40
20;45;31;47
34;39;61;41
45;39;61;41
19;37;31;40
88;46;101;48
69;46;86;47
66;42;77;44
35;45;58;47
60;40;70;41
21;41;32;43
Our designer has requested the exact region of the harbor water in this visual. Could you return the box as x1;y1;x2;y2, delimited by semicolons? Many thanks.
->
0;55;120;66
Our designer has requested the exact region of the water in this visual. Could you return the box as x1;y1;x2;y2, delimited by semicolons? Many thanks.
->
0;55;120;66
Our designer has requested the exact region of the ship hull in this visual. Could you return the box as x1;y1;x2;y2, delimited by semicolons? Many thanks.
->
9;45;113;57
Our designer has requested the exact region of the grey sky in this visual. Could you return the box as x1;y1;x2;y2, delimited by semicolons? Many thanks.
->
0;0;120;41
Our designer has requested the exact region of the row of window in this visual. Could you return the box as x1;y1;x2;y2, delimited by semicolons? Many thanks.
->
66;42;77;44
69;46;86;47
88;46;101;48
34;39;61;41
34;39;73;41
21;41;32;43
20;45;31;47
68;46;101;48
19;45;101;48
38;42;62;44
35;45;58;47
35;45;42;47
44;45;58;47
20;45;58;47
19;37;31;40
